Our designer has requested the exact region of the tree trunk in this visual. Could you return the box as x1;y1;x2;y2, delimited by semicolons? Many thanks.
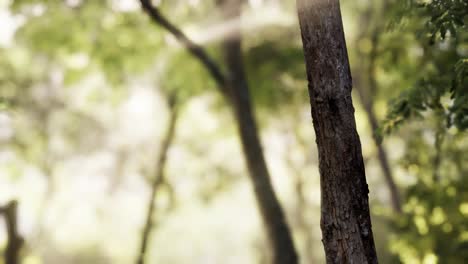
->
137;96;179;264
1;201;23;264
220;1;298;263
296;0;378;263
355;85;402;213
140;1;298;262
353;3;402;213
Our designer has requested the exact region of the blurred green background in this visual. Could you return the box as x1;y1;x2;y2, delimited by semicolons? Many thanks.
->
0;0;467;263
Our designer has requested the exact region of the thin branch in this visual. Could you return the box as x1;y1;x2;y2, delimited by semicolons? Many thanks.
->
433;114;445;183
136;96;179;264
351;1;402;214
139;0;229;98
1;201;23;264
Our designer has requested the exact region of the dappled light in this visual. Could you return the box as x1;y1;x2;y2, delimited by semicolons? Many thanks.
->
0;0;467;263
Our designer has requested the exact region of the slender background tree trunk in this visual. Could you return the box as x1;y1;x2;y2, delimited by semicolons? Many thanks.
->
219;1;298;263
353;2;402;213
140;1;298;262
297;0;379;262
1;201;23;264
136;96;179;264
355;85;402;213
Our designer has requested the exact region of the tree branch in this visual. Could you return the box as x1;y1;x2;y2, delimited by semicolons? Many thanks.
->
353;1;402;214
139;0;229;98
136;95;179;264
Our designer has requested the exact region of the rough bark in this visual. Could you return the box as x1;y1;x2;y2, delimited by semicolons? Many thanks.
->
136;97;179;264
140;1;298;262
1;201;23;264
296;0;378;263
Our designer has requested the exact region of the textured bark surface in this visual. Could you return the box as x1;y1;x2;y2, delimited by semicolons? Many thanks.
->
220;1;298;263
296;0;378;263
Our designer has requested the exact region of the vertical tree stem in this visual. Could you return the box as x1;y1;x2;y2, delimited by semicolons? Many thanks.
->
137;99;179;264
1;201;23;264
297;0;379;262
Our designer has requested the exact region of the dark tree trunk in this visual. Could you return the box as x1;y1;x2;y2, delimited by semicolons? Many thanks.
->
1;201;23;264
140;1;298;262
137;96;179;264
296;0;378;263
220;1;298;263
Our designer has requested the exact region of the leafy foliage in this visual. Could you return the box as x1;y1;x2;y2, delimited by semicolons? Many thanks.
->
380;0;468;136
387;123;468;263
2;0;468;263
418;0;468;42
371;2;468;263
390;180;468;263
13;1;164;85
